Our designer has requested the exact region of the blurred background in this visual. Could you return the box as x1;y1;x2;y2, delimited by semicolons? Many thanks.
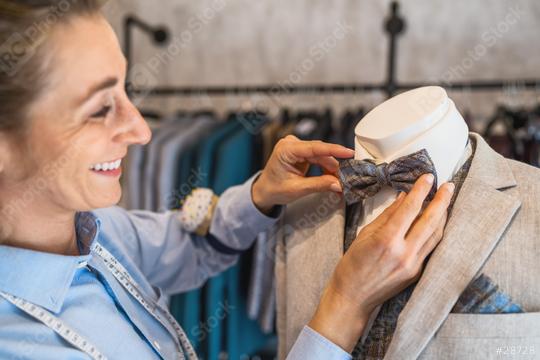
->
104;1;540;359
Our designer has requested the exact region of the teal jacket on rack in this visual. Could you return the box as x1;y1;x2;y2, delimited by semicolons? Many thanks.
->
170;119;272;359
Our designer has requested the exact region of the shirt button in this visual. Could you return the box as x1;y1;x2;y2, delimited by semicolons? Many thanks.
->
153;340;161;351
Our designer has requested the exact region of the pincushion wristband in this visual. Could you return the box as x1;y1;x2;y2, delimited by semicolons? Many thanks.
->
177;188;219;236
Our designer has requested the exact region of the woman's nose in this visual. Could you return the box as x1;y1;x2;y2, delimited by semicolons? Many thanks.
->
113;99;152;146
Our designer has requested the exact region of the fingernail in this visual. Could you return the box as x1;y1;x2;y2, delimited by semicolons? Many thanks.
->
425;174;434;184
330;183;342;192
446;182;455;194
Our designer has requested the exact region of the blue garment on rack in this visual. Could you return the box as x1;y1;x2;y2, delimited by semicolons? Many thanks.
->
211;120;261;360
156;116;217;211
169;120;240;355
169;117;273;360
142;117;192;210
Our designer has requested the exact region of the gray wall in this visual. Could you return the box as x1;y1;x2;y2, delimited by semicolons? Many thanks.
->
103;0;540;131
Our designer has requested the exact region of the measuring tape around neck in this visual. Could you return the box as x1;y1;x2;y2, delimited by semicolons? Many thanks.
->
0;242;199;360
91;242;198;360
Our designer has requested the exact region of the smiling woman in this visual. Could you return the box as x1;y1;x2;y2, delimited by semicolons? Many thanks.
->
0;0;152;254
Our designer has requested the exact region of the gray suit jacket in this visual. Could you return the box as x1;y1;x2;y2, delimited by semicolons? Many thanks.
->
275;132;540;360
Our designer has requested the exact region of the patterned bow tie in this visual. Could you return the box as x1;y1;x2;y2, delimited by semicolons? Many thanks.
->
338;149;438;205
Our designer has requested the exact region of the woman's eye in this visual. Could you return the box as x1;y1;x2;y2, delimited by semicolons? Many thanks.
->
91;105;112;118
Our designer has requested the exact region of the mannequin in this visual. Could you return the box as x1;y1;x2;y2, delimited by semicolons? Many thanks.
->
352;86;470;236
276;85;540;359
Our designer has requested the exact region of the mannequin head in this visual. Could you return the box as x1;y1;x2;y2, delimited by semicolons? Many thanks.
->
353;86;469;185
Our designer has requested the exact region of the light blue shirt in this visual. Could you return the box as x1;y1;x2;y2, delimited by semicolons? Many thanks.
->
0;173;350;360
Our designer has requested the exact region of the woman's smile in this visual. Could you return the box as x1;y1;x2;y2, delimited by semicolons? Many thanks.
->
89;158;123;177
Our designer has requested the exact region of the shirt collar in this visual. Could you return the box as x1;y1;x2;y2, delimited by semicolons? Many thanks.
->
0;211;101;313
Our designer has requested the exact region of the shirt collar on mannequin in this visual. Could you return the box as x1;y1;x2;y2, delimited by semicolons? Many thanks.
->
354;95;470;185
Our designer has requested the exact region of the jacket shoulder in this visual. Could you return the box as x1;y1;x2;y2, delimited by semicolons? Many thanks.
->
507;159;540;189
506;159;540;218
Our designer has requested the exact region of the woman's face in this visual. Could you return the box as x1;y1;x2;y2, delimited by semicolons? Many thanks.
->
2;14;152;212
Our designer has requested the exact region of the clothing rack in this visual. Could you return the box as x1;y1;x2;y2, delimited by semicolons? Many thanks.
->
123;1;540;99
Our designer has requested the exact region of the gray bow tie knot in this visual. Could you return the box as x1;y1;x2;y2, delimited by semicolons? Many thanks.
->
374;162;392;187
338;149;438;205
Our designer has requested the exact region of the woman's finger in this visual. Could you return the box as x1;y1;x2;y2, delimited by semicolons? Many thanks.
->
405;182;454;250
416;212;448;260
386;174;436;237
290;174;343;196
284;138;354;161
307;156;340;174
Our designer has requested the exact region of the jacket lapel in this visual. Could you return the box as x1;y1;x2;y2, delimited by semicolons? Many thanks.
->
384;133;522;359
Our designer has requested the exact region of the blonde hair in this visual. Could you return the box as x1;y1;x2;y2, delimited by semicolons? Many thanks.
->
0;0;104;136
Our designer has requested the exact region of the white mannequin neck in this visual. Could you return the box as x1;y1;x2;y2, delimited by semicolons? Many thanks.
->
350;86;471;251
353;86;469;185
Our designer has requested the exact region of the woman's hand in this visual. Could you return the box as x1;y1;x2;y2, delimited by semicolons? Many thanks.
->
308;174;455;353
252;135;354;214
